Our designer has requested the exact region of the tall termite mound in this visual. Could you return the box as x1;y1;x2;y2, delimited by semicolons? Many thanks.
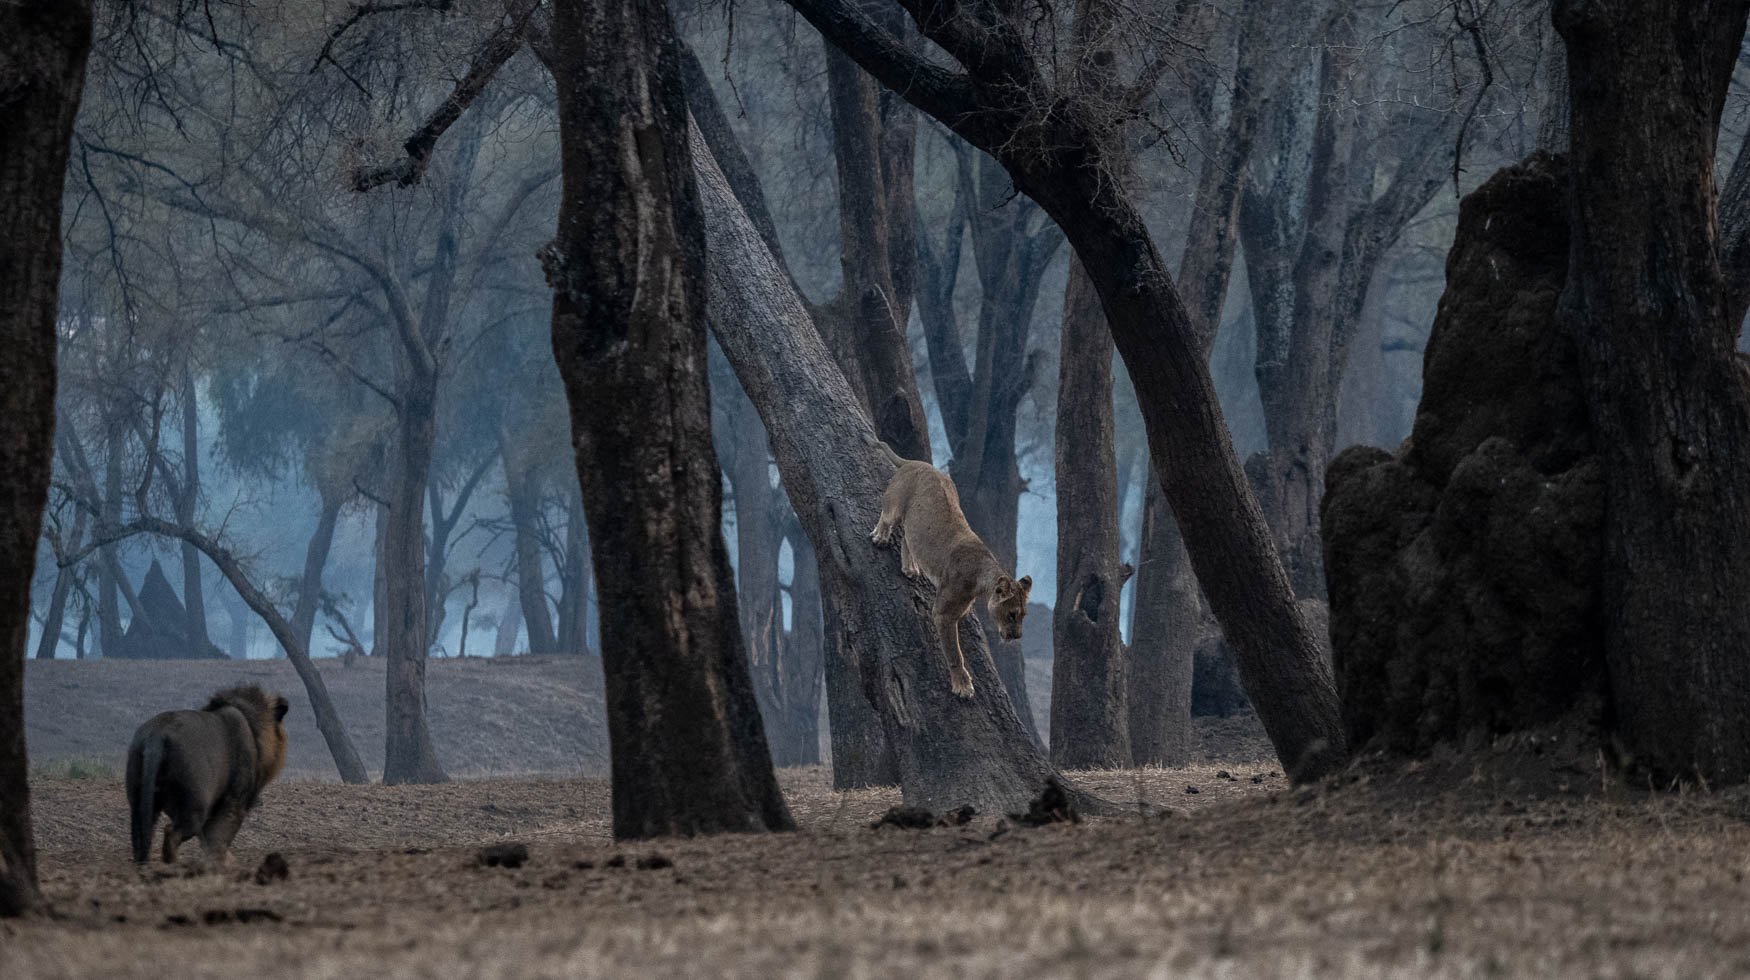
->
1322;152;1608;754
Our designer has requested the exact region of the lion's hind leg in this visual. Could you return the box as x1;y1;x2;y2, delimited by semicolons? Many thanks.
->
200;806;246;869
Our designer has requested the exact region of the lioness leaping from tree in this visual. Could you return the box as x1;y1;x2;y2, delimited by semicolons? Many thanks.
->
868;442;1032;698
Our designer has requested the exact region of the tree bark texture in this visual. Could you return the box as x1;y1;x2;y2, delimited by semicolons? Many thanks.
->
1050;258;1132;768
1554;0;1750;783
684;55;899;787
696;123;1100;813
781;0;1348;780
0;0;91;917
541;0;794;838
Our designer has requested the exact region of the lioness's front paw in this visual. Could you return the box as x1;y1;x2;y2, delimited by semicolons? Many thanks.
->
950;669;975;699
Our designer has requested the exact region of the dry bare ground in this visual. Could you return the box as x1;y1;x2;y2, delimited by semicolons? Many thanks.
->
9;744;1750;977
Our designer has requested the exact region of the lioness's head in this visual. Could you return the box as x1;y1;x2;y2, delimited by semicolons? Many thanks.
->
990;575;1033;641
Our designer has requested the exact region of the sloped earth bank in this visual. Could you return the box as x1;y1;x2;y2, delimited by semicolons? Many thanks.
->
23;657;612;780
9;754;1750;978
24;656;1266;779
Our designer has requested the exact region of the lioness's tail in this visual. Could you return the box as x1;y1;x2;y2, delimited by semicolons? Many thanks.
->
127;736;162;863
860;428;903;467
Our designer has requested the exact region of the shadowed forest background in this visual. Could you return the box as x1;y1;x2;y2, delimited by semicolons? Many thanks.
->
9;0;1750;973
21;0;1530;763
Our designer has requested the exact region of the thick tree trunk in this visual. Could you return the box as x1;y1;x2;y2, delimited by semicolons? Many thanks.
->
381;379;446;784
697;126;1102;813
1554;0;1750;783
0;0;90;917
684;46;899;788
1050;259;1131;767
501;436;558;655
540;0;793;838
1126;15;1260;763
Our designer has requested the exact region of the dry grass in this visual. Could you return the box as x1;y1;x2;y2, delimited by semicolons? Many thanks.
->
9;755;1750;978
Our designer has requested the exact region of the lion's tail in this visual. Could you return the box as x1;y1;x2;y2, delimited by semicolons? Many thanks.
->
127;736;162;863
860;428;904;467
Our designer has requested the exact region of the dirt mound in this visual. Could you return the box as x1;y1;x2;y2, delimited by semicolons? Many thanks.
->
1322;151;1607;756
23;655;610;781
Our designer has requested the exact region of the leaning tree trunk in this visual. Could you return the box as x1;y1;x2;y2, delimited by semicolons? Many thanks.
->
540;0;794;839
1050;258;1132;768
1553;0;1750;784
381;376;446;784
0;0;92;916
1127;0;1260;763
682;51;899;788
696;124;1103;813
86;518;371;784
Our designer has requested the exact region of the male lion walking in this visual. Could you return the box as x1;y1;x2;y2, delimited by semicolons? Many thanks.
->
126;685;289;866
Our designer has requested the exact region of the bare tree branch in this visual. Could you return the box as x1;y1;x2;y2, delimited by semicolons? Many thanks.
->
350;6;529;190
